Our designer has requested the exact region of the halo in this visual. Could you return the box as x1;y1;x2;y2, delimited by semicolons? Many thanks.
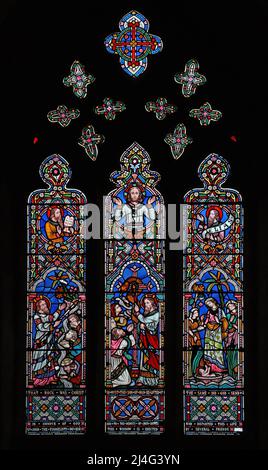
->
123;181;146;200
33;295;51;310
206;205;223;220
140;293;158;309
47;205;65;219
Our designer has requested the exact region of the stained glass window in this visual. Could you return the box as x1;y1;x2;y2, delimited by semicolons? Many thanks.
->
26;154;87;434
104;143;165;434
183;153;244;435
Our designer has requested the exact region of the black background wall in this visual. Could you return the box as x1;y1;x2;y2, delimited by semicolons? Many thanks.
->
1;0;267;463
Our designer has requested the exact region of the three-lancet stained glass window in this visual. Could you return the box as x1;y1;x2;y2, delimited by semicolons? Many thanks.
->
26;151;244;435
104;143;165;434
26;154;87;434
183;154;244;434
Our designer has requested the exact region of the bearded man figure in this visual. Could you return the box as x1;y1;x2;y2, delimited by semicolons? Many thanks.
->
32;297;66;386
45;206;74;251
134;294;160;386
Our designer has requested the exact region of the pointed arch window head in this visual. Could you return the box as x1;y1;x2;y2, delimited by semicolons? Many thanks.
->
105;143;165;434
105;142;165;241
26;154;87;435
183;154;244;435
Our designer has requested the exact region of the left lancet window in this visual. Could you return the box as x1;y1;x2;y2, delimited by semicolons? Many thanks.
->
26;154;87;434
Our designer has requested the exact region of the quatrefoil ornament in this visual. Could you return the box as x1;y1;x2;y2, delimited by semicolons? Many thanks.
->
63;60;95;99
104;10;163;78
78;125;105;161
94;97;126;121
145;97;177;120
174;59;207;98
47;105;80;127
164;123;193;159
189;102;222;126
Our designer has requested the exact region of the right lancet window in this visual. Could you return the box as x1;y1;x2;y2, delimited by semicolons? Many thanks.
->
183;153;244;435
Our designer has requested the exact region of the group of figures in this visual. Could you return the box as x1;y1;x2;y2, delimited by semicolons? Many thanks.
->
26;148;243;435
109;292;161;388
29;295;83;389
187;297;239;380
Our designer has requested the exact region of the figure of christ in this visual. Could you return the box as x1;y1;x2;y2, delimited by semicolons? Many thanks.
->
113;184;156;239
133;294;160;386
32;297;66;386
117;274;154;377
110;324;136;387
45;206;75;250
196;297;228;380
